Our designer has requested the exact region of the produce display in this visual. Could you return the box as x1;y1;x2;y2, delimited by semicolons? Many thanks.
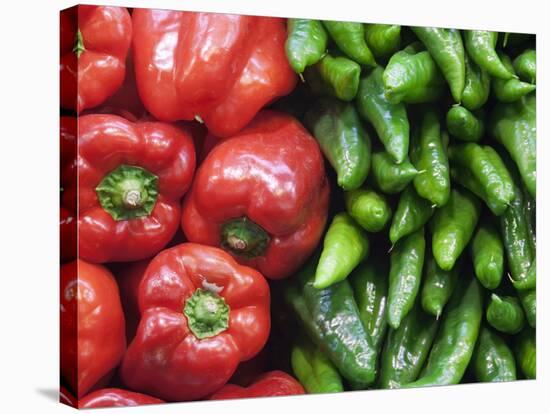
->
59;5;536;409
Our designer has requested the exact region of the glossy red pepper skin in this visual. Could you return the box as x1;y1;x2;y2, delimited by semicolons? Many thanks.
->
60;117;77;262
78;388;163;408
76;114;196;263
182;110;330;279
60;260;126;398
59;385;77;407
60;6;132;112
209;371;305;400
121;243;270;402
132;9;297;137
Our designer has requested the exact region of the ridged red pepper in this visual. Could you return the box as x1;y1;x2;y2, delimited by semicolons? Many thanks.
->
60;117;76;262
75;114;195;263
210;371;305;400
60;5;132;112
181;110;330;279
78;388;163;408
121;243;270;401
132;9;297;137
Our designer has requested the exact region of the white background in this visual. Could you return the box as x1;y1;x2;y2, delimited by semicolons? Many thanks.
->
0;0;547;412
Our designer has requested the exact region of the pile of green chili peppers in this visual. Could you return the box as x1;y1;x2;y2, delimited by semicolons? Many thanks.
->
275;21;536;393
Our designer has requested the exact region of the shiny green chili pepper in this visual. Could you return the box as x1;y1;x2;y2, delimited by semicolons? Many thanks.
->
524;191;536;254
389;185;434;245
291;335;344;394
322;21;376;66
448;143;515;208
350;260;388;351
490;94;536;198
464;30;515;79
382;44;445;104
314;212;370;289
471;326;516;382
518;289;536;328
462;54;491;111
411;27;465;102
513;261;536;291
388;228;426;329
486;294;525;334
403;276;483;387
410;109;450;207
421;254;459;319
305;53;361;101
364;24;401;59
345;188;392;232
514;328;536;379
513;49;536;84
492;53;536;103
356;66;410;163
471;221;504;290
378;302;439;389
305;97;370;191
446;106;485;142
370;152;418;194
285;19;328;74
431;188;481;271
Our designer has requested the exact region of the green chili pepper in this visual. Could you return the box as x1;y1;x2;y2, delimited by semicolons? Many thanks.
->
356;66;410;163
350;260;388;351
305;53;361;101
364;24;401;59
370;152;418;194
305;98;370;191
388;228;426;329
322;21;376;66
464;30;515;79
411;27;465;102
285;19;328;74
471;326;516;382
471;221;504;290
389;185;434;245
314;212;370;289
514;328;536;379
513;262;536;291
462;54;491;111
410;109;450;207
403;276;483;387
513;49;536;84
518;289;536;328
524;191;536;254
382;44;445;104
490;94;536;198
448;143;515;208
291;335;344;394
486;294;525;334
421;254;459;318
446;106;485;142
431;188;481;271
345;188;392;232
492;53;536;103
379;302;439;389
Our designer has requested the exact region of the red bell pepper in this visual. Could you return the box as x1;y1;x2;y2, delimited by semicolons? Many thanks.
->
132;9;297;137
121;243;270;401
210;371;305;400
60;117;77;262
60;6;132;112
78;388;163;408
76;114;196;263
60;260;126;398
181;110;330;279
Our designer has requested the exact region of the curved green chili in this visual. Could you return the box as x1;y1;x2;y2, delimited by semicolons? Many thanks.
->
518;289;536;328
305;97;370;191
345;188;392;232
492;53;536;103
514;328;536;379
322;21;376;66
471;326;516;382
356;66;410;164
388;228;426;329
446;106;485;142
421;254;459;318
513;49;536;84
314;212;370;289
389;185;434;245
464;30;515;79
471;221;504;290
462;54;491;111
365;24;401;59
431;188;481;271
305;53;361;101
410;109;450;207
285;19;328;74
513;261;536;291
370;152;418;194
486;294;525;334
411;27;465;102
